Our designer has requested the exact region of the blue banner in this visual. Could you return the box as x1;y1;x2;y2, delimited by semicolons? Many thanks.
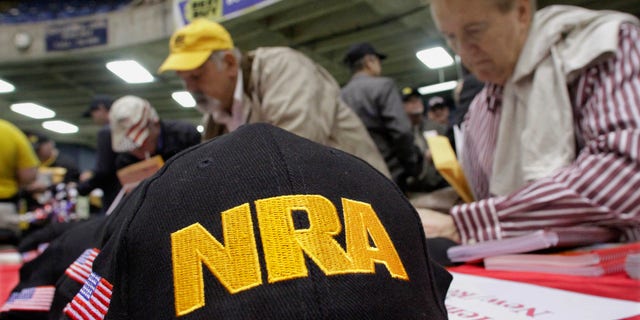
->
46;19;107;52
173;0;279;27
223;0;265;16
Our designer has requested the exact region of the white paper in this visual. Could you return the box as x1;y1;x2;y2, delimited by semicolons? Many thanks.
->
453;124;464;161
447;272;640;320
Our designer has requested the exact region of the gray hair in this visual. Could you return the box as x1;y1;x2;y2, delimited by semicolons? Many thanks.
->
209;48;242;70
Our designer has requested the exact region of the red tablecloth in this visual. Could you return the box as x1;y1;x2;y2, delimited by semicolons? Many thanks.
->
0;264;20;306
448;264;640;302
2;262;638;315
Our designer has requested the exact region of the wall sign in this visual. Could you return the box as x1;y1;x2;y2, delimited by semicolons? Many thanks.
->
173;0;280;27
46;18;107;52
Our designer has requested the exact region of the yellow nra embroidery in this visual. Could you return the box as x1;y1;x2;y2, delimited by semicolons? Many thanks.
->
171;203;261;316
171;195;408;316
255;195;354;283
342;198;408;280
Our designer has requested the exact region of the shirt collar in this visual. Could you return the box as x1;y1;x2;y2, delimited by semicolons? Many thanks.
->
485;83;504;112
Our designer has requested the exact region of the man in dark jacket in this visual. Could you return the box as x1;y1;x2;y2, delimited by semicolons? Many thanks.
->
108;95;201;170
77;95;120;214
340;43;423;191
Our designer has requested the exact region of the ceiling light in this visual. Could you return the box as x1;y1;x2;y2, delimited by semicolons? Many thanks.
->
416;47;454;69
418;81;459;95
106;60;154;84
42;120;78;134
0;79;15;93
172;91;196;108
10;102;55;119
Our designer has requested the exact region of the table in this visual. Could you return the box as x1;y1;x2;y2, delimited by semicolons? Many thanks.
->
447;264;640;320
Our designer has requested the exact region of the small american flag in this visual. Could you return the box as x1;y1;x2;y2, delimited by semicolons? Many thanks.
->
65;248;100;284
0;286;55;312
64;272;113;320
21;242;50;263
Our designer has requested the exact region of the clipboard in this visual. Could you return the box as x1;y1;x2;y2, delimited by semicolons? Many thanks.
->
108;156;165;215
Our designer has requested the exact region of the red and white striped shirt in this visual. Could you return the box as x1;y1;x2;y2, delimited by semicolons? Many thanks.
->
453;23;640;244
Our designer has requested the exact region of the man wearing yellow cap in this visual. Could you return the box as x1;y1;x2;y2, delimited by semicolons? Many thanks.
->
159;18;390;178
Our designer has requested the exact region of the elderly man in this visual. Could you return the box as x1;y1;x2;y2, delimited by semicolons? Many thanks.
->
158;19;390;178
421;0;640;244
109;95;201;169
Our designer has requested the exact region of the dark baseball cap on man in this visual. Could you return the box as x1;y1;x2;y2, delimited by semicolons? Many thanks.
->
62;123;451;319
343;42;387;66
402;87;422;102
82;95;114;118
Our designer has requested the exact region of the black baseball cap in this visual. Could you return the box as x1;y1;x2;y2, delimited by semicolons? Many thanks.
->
63;123;451;319
343;42;387;66
82;95;114;118
401;87;422;102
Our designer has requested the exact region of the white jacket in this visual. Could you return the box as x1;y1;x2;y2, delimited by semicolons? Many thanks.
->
490;5;640;196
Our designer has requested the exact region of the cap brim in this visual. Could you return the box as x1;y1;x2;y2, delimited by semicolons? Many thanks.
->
111;128;131;152
112;127;150;153
377;53;387;60
158;51;212;74
111;128;127;153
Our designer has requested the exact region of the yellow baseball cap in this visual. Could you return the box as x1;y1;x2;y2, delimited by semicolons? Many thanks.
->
158;18;234;73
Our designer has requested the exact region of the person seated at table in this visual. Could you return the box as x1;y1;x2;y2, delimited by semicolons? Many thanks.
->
419;0;640;244
24;131;80;185
109;95;201;171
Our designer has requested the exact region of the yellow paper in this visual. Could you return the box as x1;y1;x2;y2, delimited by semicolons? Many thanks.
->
38;166;67;185
425;135;474;203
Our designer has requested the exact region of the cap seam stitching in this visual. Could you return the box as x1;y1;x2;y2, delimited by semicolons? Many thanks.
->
119;141;210;317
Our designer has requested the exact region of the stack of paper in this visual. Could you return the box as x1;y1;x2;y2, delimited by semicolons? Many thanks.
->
484;242;640;276
447;226;619;263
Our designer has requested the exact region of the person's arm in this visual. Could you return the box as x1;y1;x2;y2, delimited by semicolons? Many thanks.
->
447;23;640;244
15;129;39;187
17;167;37;188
